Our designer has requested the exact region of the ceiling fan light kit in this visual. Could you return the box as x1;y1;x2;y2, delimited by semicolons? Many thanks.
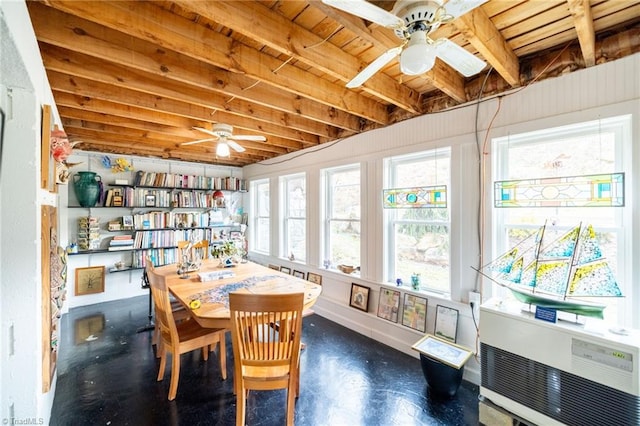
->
400;31;436;75
216;141;231;158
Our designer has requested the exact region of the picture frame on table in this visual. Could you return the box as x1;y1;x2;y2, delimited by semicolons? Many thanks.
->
349;283;370;312
402;293;427;332
434;305;459;343
377;287;400;323
145;194;156;207
306;272;322;286
411;334;473;370
75;266;105;296
292;270;305;279
279;266;291;274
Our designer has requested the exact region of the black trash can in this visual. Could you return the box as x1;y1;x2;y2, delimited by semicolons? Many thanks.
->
420;354;465;397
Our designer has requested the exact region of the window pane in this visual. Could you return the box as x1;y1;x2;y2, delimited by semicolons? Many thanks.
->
394;224;449;293
254;218;270;252
330;220;360;266
330;170;360;220
287;218;306;261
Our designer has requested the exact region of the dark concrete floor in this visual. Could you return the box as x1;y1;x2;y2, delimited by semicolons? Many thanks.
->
51;295;479;425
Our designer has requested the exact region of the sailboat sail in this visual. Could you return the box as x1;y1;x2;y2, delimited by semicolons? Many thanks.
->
480;222;623;319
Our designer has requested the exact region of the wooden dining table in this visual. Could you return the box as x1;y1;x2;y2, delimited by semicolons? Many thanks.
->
153;260;322;329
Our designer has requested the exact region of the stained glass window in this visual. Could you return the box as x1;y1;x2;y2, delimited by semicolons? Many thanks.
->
383;185;447;209
494;173;624;208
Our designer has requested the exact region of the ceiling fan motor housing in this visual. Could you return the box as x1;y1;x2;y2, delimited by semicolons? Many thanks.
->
392;0;444;39
211;123;234;138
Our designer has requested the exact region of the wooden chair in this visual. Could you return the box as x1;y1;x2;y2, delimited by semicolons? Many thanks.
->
145;256;190;351
147;263;227;400
191;239;209;260
229;292;304;426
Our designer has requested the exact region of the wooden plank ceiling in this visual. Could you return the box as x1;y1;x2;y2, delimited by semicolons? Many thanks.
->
28;0;640;167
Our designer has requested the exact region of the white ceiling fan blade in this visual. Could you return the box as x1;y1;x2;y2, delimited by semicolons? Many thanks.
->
229;135;267;142
192;126;219;137
322;0;405;29
347;46;403;88
227;140;246;153
435;38;486;77
181;138;216;146
443;0;488;20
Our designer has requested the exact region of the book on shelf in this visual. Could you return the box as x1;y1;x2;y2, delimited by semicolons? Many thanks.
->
108;245;134;251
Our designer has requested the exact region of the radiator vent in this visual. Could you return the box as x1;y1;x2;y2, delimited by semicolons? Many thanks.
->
481;343;640;426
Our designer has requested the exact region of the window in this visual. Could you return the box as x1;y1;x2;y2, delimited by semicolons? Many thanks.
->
249;179;270;254
280;173;306;262
322;164;360;270
385;148;451;294
492;115;632;326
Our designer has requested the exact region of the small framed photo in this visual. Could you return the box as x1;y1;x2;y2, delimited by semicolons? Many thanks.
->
402;293;427;332
434;305;459;343
112;195;123;207
349;283;370;312
306;272;322;285
268;264;280;270
145;194;156;207
122;215;134;230
377;287;400;323
279;266;291;274
75;266;105;296
292;270;305;279
229;230;242;240
412;334;473;370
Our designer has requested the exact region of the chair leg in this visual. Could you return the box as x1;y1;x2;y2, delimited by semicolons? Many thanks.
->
157;346;167;381
219;335;227;380
202;346;209;361
236;383;246;426
286;379;296;426
168;352;180;401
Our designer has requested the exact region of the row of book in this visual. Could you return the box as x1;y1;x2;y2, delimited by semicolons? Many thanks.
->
133;171;247;191
130;248;178;269
133;228;214;249
132;211;212;230
102;187;229;209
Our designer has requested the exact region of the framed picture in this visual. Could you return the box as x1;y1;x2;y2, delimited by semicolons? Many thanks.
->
279;266;291;274
412;334;473;369
292;270;305;279
377;287;400;323
434;305;459;343
268;264;280;270
145;194;156;207
306;272;322;285
349;283;370;312
402;293;427;332
229;230;242;239
75;266;105;296
122;215;134;230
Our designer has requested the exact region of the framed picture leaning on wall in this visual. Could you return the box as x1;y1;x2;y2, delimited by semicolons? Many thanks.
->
402;294;427;332
434;305;459;343
377;287;400;323
349;283;370;312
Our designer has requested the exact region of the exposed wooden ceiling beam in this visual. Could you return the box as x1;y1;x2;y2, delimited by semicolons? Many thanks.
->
567;0;596;67
28;2;360;136
41;0;390;124
454;7;520;87
174;0;422;114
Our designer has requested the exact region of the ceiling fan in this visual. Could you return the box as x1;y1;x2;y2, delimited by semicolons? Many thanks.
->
323;0;488;88
181;123;266;157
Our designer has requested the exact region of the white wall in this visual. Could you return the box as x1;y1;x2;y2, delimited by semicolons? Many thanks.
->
244;53;640;385
1;0;60;422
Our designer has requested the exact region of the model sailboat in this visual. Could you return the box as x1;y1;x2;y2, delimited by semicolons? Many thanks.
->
477;222;623;319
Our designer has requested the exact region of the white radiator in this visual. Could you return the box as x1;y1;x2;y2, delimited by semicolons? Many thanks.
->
479;298;640;426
